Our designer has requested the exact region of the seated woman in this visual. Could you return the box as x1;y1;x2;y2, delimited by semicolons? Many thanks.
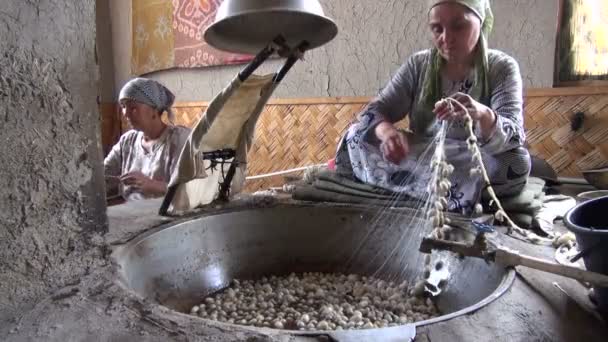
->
104;78;191;201
335;0;530;214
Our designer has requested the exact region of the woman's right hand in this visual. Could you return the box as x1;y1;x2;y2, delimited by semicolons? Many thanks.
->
375;121;409;164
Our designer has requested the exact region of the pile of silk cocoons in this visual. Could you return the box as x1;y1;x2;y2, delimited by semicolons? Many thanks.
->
190;272;440;331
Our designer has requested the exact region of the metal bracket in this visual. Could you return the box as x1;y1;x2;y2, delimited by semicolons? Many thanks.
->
201;149;237;202
202;149;236;160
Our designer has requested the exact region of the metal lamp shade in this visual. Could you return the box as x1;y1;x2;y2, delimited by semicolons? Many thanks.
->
204;0;338;54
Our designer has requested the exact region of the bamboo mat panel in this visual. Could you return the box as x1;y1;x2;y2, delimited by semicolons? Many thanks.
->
108;87;608;192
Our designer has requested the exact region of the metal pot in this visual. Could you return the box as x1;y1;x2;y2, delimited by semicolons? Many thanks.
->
114;203;514;334
564;196;608;312
576;190;608;204
582;167;608;190
204;0;338;54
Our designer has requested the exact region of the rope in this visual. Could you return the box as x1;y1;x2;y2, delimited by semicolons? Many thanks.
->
442;97;552;245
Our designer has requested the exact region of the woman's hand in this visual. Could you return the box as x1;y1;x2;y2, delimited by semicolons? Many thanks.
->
433;92;497;140
375;121;409;164
120;171;168;196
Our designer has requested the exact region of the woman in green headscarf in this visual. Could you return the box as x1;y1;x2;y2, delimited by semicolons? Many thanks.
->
335;0;530;214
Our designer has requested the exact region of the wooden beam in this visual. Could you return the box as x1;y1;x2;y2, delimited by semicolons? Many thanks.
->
173;88;608;107
266;96;372;105
524;86;608;97
173;96;373;108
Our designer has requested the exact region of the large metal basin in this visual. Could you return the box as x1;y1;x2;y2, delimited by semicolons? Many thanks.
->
113;204;513;330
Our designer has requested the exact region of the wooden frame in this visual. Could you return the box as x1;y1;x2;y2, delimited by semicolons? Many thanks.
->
554;0;608;86
553;0;565;86
169;87;608;109
556;80;608;88
525;85;608;97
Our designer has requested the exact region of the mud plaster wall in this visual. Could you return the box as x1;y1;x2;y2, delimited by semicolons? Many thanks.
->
102;0;559;102
0;0;107;323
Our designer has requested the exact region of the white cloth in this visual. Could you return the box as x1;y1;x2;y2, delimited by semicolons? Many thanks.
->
166;74;277;214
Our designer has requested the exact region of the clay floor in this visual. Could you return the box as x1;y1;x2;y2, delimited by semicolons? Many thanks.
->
1;195;607;342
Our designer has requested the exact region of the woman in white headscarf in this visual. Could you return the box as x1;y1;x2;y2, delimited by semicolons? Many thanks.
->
104;78;191;200
335;0;530;214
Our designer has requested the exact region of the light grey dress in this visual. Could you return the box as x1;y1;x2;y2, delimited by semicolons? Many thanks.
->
104;125;191;200
335;49;531;214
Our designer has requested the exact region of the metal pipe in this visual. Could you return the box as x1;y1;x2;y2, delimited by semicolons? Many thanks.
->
159;185;178;216
273;41;310;83
238;38;280;82
218;162;237;202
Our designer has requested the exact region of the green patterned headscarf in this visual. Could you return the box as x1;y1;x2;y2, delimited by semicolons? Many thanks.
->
421;0;494;112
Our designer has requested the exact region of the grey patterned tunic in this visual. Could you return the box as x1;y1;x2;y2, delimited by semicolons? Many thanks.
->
336;49;531;213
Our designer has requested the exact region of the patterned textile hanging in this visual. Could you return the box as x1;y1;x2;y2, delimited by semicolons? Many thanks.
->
131;0;252;75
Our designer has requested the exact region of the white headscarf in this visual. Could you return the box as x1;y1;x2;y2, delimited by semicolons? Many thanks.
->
119;77;176;123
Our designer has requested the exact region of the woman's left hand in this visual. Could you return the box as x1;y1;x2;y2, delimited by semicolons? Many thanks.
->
434;92;497;140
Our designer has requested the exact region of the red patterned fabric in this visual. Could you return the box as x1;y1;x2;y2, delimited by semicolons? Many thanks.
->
172;0;252;68
132;0;252;75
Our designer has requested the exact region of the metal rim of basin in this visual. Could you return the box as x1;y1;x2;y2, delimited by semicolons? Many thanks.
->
113;202;516;336
414;267;515;327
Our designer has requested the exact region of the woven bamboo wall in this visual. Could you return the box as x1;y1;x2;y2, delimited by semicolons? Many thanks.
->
247;100;372;191
524;88;608;176
106;87;608;192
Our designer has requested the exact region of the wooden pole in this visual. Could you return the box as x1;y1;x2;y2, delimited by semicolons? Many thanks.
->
495;247;608;288
420;237;608;288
